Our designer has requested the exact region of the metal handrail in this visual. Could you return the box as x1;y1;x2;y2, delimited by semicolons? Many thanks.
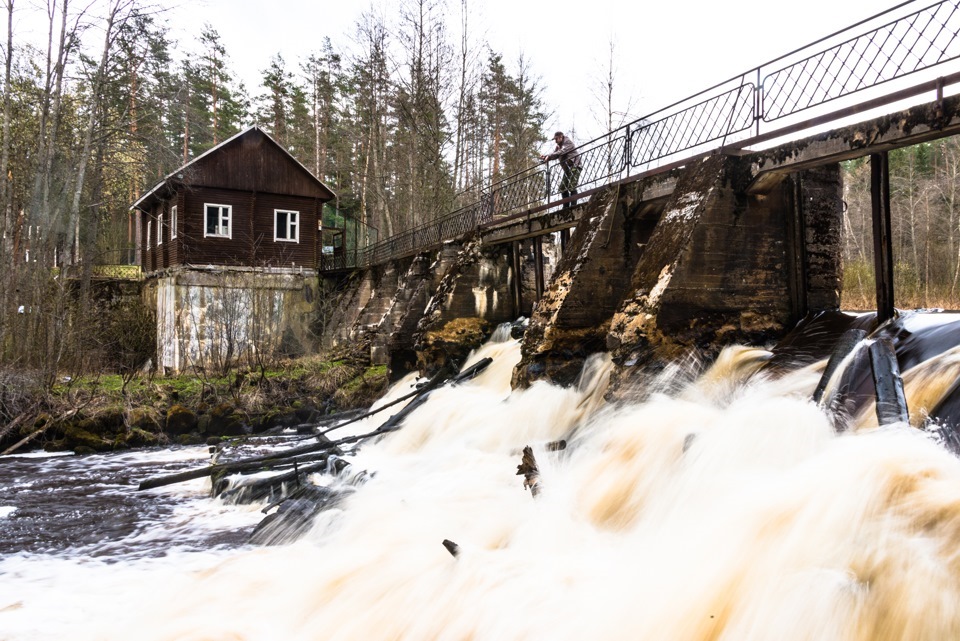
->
325;0;960;272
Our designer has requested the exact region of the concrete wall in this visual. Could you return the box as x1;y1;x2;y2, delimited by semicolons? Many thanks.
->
320;240;518;377
145;266;319;373
509;155;843;390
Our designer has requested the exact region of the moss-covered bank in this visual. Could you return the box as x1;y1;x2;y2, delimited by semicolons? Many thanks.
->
0;352;389;455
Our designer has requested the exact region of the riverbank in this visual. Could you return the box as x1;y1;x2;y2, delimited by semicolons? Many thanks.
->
0;350;389;455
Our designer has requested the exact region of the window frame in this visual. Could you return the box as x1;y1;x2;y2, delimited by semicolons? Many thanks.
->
146;220;152;250
171;205;178;239
274;209;300;243
204;203;232;239
157;212;164;246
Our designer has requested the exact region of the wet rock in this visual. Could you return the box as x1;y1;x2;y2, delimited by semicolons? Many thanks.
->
208;403;246;436
48;423;112;453
177;434;205;446
294;405;320;423
123;427;163;448
128;408;162;431
165;404;198;436
416;317;491;376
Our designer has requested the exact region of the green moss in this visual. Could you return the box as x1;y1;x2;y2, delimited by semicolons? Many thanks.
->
332;365;389;409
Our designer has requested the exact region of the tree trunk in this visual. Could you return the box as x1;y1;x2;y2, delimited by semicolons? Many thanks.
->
69;0;127;267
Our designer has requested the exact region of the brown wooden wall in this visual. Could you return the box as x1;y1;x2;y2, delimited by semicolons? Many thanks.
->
140;194;182;272
182;130;332;200
140;186;320;271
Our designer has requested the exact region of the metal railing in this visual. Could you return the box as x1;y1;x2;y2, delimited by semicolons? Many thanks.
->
324;0;960;272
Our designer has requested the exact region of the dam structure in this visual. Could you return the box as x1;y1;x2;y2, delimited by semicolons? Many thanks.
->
317;1;960;386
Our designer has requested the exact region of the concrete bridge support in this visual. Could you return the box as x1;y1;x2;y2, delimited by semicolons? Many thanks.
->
511;177;663;388
319;269;379;349
511;153;843;390
414;240;517;375
606;155;842;393
320;240;521;378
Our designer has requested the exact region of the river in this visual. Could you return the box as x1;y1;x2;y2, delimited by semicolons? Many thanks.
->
2;315;960;640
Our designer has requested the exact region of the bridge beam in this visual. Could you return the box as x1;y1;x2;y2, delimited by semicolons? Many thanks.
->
749;95;960;192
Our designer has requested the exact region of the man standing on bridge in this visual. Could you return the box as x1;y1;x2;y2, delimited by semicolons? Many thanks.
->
541;131;582;208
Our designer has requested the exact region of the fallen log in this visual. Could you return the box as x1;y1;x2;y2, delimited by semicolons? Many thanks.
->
276;366;457;444
869;337;909;426
2;406;80;456
138;440;340;491
217;458;333;504
219;451;332;477
137;358;494;492
813;329;867;405
218;455;358;503
313;357;492;438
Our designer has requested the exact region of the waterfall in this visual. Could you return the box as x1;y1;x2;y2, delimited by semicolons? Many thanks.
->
4;322;960;641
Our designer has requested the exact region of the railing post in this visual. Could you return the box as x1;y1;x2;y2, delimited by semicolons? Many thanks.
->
755;68;763;138
543;165;551;202
624;124;632;178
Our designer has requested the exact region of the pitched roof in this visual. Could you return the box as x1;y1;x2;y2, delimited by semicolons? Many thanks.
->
131;126;336;210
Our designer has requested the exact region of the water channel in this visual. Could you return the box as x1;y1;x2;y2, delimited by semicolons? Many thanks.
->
3;314;960;640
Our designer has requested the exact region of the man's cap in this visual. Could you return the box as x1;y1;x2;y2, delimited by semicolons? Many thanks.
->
553;131;564;138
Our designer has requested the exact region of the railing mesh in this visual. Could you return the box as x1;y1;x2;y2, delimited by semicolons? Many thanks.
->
763;1;960;120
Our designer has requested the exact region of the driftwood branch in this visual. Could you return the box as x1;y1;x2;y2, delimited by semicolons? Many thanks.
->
442;539;460;558
2;406;81;456
516;445;542;498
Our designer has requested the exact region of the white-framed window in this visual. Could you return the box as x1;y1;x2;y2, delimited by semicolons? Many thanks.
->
171;205;178;239
204;203;232;238
146;220;152;250
157;212;164;245
274;209;300;243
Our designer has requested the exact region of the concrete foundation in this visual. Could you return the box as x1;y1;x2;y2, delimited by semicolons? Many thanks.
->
145;266;319;373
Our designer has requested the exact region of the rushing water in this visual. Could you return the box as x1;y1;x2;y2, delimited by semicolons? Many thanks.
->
4;315;960;640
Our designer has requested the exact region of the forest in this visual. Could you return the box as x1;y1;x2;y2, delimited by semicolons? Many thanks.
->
0;0;553;379
0;0;957;385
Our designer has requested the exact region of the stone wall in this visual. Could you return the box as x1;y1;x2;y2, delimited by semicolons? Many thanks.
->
414;240;515;375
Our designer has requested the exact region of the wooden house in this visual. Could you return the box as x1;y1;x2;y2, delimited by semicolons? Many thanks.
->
133;126;335;271
131;127;337;373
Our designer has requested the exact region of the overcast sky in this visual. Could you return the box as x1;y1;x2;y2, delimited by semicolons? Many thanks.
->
162;0;893;144
15;0;903;148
